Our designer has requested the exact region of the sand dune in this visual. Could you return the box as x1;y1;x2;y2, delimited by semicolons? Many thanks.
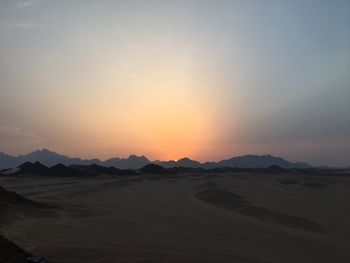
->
0;172;350;263
0;234;30;263
0;185;56;226
0;185;57;263
195;184;326;234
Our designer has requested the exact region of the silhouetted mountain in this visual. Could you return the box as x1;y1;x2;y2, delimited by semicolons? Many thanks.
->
0;149;311;169
21;149;89;166
0;149;149;169
4;162;95;177
0;152;18;168
104;155;150;169
25;149;67;163
203;155;310;169
155;157;201;168
18;162;48;175
156;155;309;169
48;163;94;177
140;164;171;174
0;149;93;168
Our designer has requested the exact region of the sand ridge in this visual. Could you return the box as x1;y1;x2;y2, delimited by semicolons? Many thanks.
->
0;172;349;263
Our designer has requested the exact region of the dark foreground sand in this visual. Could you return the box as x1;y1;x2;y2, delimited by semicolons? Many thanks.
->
1;172;350;263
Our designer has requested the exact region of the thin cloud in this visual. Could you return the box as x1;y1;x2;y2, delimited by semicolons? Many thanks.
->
3;23;45;29
0;124;24;134
0;122;43;142
15;0;39;9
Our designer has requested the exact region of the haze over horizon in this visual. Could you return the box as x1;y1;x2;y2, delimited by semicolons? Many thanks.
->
1;0;350;166
0;147;305;163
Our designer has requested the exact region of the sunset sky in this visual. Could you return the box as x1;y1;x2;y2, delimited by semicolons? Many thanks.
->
0;0;349;166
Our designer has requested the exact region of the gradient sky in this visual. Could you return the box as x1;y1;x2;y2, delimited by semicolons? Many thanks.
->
0;0;349;166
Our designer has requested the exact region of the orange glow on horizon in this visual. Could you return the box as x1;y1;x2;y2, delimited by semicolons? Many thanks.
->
47;63;222;162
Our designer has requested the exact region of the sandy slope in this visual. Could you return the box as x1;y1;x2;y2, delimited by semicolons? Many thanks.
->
0;172;350;263
0;184;56;263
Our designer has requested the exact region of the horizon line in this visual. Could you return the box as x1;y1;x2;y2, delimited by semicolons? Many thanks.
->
0;147;310;165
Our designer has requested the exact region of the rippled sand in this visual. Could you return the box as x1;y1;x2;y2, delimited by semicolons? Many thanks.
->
1;172;350;263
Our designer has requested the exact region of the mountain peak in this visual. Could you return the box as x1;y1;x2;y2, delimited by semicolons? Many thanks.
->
140;163;170;174
0;150;311;169
128;155;149;161
178;157;192;161
103;155;150;169
157;157;201;168
17;161;48;174
27;148;60;157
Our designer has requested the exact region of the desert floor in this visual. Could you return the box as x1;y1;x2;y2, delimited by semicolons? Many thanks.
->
1;172;350;263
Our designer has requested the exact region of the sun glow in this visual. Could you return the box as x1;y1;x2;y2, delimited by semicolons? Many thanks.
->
116;73;216;161
56;56;220;161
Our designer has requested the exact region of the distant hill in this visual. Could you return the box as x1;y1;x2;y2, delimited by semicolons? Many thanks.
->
156;155;310;169
0;149;311;169
104;155;150;169
0;149;151;169
1;162;139;177
140;164;172;174
203;155;310;169
0;152;18;168
155;157;201;168
20;149;86;166
18;161;48;174
5;162;102;177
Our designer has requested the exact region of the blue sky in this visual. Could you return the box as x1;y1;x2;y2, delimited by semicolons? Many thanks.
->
0;0;349;166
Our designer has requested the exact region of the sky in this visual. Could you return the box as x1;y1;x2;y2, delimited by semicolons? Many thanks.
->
0;0;349;166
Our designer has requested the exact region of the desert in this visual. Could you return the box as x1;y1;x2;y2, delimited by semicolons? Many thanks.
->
1;166;350;263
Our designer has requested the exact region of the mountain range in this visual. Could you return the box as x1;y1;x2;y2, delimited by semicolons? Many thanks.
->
0;149;311;169
156;156;310;169
0;149;150;169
